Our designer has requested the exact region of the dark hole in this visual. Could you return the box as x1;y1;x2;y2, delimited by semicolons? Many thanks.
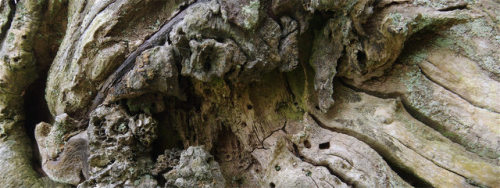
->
270;183;276;188
304;140;311;148
241;122;247;127
12;57;20;62
203;55;212;71
158;36;167;46
156;174;166;187
356;51;367;74
247;104;253;110
315;105;320;110
236;177;244;185
319;142;330;149
21;35;26;39
203;89;211;96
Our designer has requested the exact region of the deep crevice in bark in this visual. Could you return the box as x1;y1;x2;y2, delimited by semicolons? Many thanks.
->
23;72;52;178
388;132;488;188
343;69;500;161
152;104;185;159
341;26;500;160
307;113;433;187
291;143;352;187
399;96;496;161
291;143;352;186
342;75;499;162
417;62;499;114
23;1;70;178
336;79;494;186
438;3;468;11
89;0;202;119
6;0;498;187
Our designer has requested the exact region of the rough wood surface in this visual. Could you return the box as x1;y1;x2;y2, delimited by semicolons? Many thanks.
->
0;0;498;187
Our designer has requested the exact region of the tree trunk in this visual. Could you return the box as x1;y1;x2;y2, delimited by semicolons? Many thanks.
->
0;0;499;187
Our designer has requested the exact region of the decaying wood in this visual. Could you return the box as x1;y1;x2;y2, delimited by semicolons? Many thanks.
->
0;0;499;187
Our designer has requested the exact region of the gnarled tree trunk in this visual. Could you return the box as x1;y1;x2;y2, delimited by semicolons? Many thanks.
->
0;0;499;187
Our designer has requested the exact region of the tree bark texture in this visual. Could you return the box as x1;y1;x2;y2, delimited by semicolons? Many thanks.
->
0;0;499;187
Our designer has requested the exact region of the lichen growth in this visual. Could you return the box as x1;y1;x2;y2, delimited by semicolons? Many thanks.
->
242;0;260;30
387;13;409;34
468;19;493;38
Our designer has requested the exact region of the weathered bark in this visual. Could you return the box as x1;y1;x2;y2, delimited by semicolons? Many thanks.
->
0;0;499;187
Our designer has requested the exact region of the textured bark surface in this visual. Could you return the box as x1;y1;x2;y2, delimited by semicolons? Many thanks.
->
0;0;499;187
